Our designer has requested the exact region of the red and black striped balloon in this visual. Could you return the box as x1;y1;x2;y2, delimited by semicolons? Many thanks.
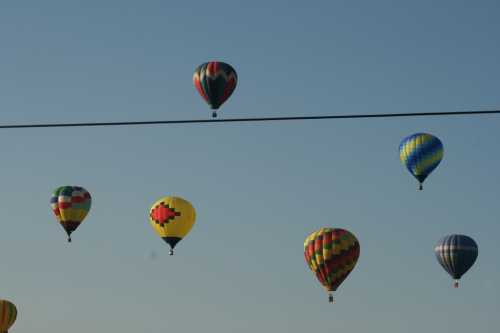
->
193;61;237;117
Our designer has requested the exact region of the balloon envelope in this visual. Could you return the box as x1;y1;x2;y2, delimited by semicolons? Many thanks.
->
399;133;443;189
50;186;91;242
435;234;478;287
193;61;237;117
304;228;360;301
0;299;17;333
149;196;196;254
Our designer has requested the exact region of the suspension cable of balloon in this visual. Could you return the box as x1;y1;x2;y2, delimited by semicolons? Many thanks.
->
0;110;498;129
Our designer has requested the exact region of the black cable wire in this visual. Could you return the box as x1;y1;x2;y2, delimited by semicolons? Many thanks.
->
0;110;499;129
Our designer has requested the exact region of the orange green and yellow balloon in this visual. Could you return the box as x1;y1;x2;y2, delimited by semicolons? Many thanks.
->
304;227;360;303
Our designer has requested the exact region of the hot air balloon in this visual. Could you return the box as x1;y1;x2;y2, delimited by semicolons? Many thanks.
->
399;133;444;190
435;234;478;288
50;186;91;242
304;228;360;303
0;299;17;333
193;61;237;118
149;196;196;255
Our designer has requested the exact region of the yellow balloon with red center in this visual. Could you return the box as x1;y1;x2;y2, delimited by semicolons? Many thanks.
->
149;196;196;255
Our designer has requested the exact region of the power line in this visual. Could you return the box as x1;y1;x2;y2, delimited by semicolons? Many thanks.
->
0;109;499;129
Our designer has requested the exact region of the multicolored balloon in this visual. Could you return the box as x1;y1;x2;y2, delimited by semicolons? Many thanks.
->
50;186;92;242
304;227;360;303
193;61;237;118
149;196;196;255
0;299;17;333
399;133;444;190
435;234;478;288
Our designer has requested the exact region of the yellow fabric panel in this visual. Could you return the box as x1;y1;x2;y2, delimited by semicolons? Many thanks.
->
323;248;332;260
75;208;89;222
149;196;196;239
60;208;89;223
304;229;320;248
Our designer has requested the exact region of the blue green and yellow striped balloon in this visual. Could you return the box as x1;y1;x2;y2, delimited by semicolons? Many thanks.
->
399;133;443;190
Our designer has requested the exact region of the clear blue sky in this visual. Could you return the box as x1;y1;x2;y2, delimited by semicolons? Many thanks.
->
0;0;499;332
